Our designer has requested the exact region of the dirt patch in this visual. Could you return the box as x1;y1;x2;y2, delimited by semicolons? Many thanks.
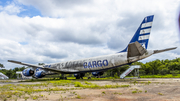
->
2;78;180;101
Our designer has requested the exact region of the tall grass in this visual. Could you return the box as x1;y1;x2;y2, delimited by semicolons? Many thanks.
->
140;74;180;78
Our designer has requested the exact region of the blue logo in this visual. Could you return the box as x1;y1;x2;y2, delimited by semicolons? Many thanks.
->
83;60;108;68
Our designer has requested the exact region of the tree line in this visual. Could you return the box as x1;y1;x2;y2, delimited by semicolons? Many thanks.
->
106;58;180;77
1;58;180;79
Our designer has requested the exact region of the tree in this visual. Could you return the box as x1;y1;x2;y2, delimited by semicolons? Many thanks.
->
38;63;45;65
0;63;4;68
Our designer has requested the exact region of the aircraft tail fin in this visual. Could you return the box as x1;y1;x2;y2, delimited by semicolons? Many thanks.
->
120;15;154;52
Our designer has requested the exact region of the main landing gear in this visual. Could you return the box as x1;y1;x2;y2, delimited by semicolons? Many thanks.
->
74;73;85;79
59;74;67;80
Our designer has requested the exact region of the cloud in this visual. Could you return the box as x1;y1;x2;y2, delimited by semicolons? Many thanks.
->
0;1;23;15
0;0;179;69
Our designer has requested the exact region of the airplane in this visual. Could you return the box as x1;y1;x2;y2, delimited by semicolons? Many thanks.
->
8;15;177;79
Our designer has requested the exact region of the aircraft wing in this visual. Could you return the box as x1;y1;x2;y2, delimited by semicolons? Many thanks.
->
8;60;79;74
8;60;43;68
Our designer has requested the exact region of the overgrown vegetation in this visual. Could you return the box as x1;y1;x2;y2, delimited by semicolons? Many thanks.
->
0;80;130;100
74;81;129;89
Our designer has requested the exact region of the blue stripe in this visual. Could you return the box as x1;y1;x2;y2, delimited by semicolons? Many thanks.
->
139;33;150;36
141;26;151;30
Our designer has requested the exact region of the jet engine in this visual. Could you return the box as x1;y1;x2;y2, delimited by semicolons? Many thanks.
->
92;72;104;77
34;71;46;78
22;68;34;76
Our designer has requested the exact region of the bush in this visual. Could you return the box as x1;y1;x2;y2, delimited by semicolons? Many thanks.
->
170;70;179;76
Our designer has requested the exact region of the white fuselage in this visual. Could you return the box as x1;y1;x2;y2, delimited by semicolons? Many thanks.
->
44;50;154;73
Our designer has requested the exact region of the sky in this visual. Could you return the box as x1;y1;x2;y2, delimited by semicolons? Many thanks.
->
0;0;180;69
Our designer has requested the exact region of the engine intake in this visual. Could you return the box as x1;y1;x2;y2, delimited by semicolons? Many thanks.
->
34;71;46;78
22;68;34;76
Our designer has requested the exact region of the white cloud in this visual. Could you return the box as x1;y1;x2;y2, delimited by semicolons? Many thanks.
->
0;2;23;15
0;0;179;69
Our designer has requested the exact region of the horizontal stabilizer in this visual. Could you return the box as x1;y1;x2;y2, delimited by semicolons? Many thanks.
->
127;41;147;57
153;47;177;54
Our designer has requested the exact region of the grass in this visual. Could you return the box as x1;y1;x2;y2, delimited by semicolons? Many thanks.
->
114;92;122;95
131;88;142;94
0;79;130;100
140;74;180;78
132;90;137;93
102;91;106;94
0;80;12;83
74;81;129;89
158;92;163;95
76;95;81;99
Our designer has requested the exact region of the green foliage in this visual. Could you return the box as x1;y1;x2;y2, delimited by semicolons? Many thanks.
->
131;89;142;94
76;95;81;99
114;92;122;95
104;58;180;77
0;63;4;68
132;90;137;93
158;92;163;95
74;81;129;89
170;70;179;76
0;66;26;79
102;91;106;94
140;74;180;78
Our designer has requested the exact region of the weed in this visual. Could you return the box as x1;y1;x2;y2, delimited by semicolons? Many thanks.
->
133;80;138;85
114;92;118;94
24;96;29;101
102;91;106;94
145;90;147;93
76;95;81;99
114;92;122;95
158;92;163;95
84;81;92;85
32;95;38;100
132;90;137;93
39;94;44;97
147;81;151;85
74;82;83;87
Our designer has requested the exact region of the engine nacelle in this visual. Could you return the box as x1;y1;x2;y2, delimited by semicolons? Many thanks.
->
22;68;34;76
92;72;104;77
34;71;45;78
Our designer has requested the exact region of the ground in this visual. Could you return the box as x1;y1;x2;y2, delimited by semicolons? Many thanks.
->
1;78;180;101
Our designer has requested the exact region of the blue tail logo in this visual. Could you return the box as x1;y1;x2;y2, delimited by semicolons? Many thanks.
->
120;15;154;52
